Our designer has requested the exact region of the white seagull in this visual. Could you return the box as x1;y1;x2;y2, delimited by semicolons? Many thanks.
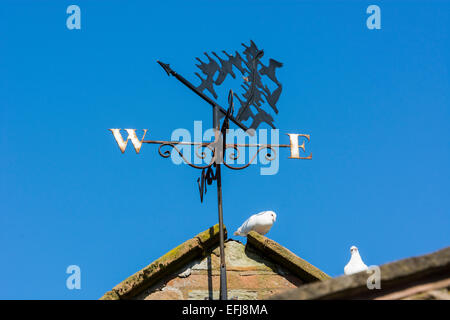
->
234;210;277;237
344;246;369;275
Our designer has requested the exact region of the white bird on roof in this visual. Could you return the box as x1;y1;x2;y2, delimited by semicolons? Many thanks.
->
344;246;369;275
234;210;277;237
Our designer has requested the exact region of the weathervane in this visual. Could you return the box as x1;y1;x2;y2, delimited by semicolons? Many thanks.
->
109;41;312;300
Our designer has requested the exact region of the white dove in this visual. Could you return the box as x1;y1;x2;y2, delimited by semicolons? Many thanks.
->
344;246;369;275
234;211;277;237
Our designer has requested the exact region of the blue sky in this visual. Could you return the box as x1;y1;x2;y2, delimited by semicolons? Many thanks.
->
1;0;449;299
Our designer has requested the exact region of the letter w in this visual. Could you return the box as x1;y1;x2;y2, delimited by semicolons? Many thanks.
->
109;129;147;153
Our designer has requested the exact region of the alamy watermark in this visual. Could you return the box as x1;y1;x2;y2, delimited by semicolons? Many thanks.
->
170;121;282;175
66;5;81;30
66;265;81;290
366;265;381;290
366;5;381;30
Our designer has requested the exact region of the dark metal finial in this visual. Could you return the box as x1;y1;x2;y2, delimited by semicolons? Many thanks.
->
228;89;234;112
157;60;174;76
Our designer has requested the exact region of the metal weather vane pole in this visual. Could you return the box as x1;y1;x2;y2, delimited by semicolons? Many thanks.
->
157;61;240;300
109;42;312;300
214;104;227;300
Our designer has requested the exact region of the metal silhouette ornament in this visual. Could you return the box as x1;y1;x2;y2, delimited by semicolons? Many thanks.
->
194;41;283;130
109;41;311;300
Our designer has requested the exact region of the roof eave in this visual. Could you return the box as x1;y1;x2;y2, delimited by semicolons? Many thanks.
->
246;231;331;283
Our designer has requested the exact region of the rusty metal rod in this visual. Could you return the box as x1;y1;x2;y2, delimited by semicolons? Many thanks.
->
216;162;227;300
142;140;291;148
212;105;228;301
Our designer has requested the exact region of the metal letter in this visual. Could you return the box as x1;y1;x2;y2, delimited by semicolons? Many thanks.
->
287;133;312;159
109;129;148;154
